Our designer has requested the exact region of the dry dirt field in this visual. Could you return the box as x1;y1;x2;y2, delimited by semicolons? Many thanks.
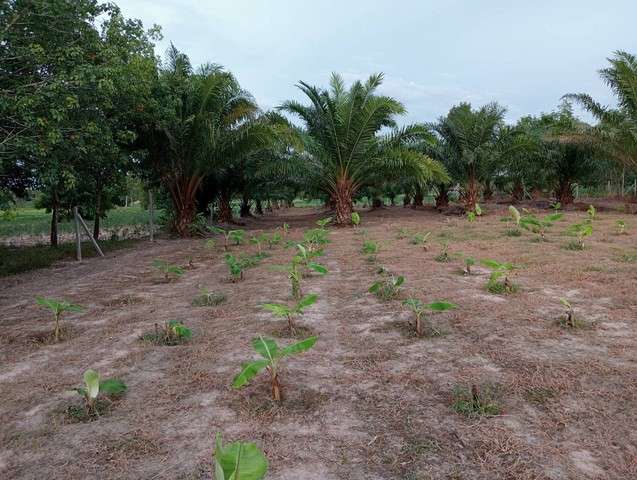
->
1;204;636;479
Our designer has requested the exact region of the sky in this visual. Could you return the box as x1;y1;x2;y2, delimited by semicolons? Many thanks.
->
116;0;637;125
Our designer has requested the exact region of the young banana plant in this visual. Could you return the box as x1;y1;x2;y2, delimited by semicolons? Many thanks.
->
289;244;328;299
463;257;476;275
519;212;563;240
232;335;317;401
75;369;127;416
508;205;521;226
225;254;244;282
617;220;627;235
403;299;457;337
560;298;576;328
568;222;593;249
482;259;517;294
369;275;405;300
165;320;192;342
214;433;268;480
316;217;332;228
262;294;318;335
36;297;83;342
152;259;184;282
351;212;361;227
411;231;432;250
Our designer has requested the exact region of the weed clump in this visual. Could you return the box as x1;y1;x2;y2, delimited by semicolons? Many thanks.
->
452;384;501;417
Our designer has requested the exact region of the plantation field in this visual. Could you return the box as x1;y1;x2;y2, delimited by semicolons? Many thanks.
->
1;206;636;479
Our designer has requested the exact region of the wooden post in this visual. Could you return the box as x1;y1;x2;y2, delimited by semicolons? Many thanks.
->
76;211;104;257
149;191;155;242
74;207;82;262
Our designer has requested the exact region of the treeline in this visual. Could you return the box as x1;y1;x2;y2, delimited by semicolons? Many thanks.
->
2;0;636;244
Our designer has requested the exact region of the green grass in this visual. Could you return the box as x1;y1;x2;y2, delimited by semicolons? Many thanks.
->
0;239;138;277
0;205;159;237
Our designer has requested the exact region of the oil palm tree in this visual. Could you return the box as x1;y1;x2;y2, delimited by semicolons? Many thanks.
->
430;102;506;211
564;51;637;170
140;46;277;235
280;73;446;224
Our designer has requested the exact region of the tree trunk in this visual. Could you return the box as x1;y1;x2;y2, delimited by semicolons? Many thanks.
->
217;192;233;224
483;182;493;201
240;194;252;218
413;186;424;207
168;175;202;237
555;180;574;205
50;203;58;247
255;199;264;215
464;176;479;212
435;185;449;209
93;186;102;240
333;177;354;225
511;180;524;202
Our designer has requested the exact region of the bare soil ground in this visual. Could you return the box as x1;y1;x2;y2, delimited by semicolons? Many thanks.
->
1;204;636;479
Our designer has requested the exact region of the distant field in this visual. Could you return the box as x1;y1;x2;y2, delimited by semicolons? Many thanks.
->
0;205;159;238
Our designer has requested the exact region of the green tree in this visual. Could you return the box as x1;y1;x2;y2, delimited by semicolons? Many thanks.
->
564;51;637;171
280;73;447;224
430;102;506;211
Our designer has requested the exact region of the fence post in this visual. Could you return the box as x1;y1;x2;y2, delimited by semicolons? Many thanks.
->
149;191;154;242
74;207;82;262
76;211;104;257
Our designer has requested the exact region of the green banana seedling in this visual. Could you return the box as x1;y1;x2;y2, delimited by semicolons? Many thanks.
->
262;294;318;335
232;335;317;401
36;297;83;342
214;433;268;480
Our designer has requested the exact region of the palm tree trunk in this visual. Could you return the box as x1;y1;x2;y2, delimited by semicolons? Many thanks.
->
240;194;252;218
483;182;493;201
255;199;264;215
435;184;449;209
333;177;354;225
168;175;202;237
217;191;233;223
403;194;411;207
413;186;424;207
464;176;479;211
555;180;574;205
511;180;524;202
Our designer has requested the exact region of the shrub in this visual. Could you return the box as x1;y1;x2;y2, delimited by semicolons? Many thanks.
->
152;259;184;282
74;369;127;417
214;433;268;480
369;275;405;301
262;294;318;335
403;298;456;337
192;288;226;307
232;335;317;401
36;297;83;342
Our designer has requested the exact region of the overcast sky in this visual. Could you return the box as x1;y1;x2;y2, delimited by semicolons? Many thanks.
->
116;0;636;124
